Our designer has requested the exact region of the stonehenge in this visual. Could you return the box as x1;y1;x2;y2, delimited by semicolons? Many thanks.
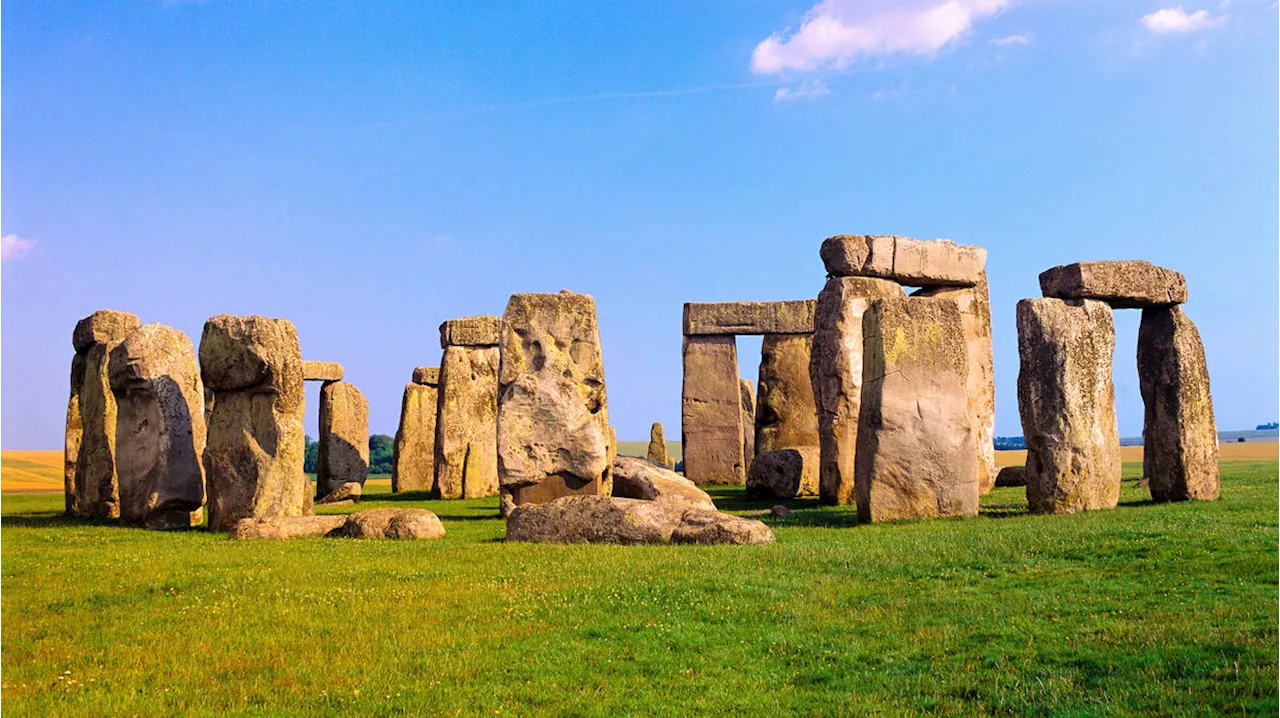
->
739;379;756;465
435;316;500;499
316;379;369;498
505;496;773;545
754;333;819;456
392;367;438;493
70;309;141;519
611;456;715;510
681;335;745;485
747;447;819;501
646;422;673;468
1039;261;1187;308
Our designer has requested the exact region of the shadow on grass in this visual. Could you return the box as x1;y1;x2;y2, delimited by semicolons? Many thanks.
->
2;512;110;529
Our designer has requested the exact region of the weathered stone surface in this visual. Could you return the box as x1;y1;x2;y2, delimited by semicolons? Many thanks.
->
1016;298;1121;514
76;342;122;518
820;235;986;286
200;315;307;532
302;361;344;382
230;515;347;540
611;456;715;510
109;324;207;528
683;300;815;336
439;315;502;348
72;310;140;354
1138;306;1219;501
856;297;978;522
317;381;369;498
646;422;670;467
747;447;820;500
435;345;499;499
995;466;1027;487
64;351;86;514
915;275;997;495
392;382;437;493
411;366;440;386
810;276;904;506
317;481;363;505
769;505;794;519
739;379;756;464
339;508;446;540
498;292;613;503
681;335;744;485
505;495;773;545
1039;261;1187;308
755;333;819;455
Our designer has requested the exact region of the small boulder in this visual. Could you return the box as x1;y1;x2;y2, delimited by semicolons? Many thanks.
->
671;509;776;546
611;456;716;510
317;481;363;505
340;508;446;540
994;466;1027;487
769;505;794;519
230;515;347;540
747;448;820;500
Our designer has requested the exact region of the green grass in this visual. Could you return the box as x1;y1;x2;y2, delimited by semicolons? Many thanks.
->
2;461;1276;716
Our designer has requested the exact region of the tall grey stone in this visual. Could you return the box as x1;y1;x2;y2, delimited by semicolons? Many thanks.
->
317;381;369;499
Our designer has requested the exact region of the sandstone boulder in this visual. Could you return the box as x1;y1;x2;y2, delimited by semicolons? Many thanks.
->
611;456;715;510
681;335;744;485
317;481;363;505
230;515;347;540
683;300;815;336
302;361;344;382
72;310;141;354
1016;298;1121;514
411;366;439;385
75;344;123;518
339;508;446;540
392;380;437;493
820;235;986;286
755;333;819;455
317;381;369;498
739;379;756;464
995;466;1027;487
505;495;773;545
435;345;499;499
747;447;820;500
1039;261;1187;308
670;509;777;546
439;315;502;348
646;422;670;467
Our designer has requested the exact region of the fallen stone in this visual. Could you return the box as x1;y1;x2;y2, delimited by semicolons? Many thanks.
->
1039;261;1187;308
411;366;439;386
670;508;776;545
439;315;502;348
754;333;819;455
683;300;815;336
317;381;369;498
611;456;715;510
1016;298;1121;514
820;235;986;286
392;381;437;493
317;481;363;505
747;447;820;500
339;508;446;540
646;422;670;467
302;360;344;382
994;466;1027;487
435;345;499;499
681;335;744;485
505;495;773;545
230;515;347;540
739;379;756;464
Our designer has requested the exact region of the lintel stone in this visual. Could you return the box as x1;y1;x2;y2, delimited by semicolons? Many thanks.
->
302;360;344;382
1039;261;1187;308
683;300;815;336
439;315;502;348
820;235;986;286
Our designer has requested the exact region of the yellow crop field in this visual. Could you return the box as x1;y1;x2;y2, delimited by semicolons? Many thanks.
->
1;451;63;492
995;441;1278;467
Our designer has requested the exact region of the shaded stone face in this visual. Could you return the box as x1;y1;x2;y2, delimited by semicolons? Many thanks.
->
739;379;756;465
1138;306;1219;502
681;335;744;485
611;456;715;510
995;466;1027;487
302;361;344;382
439;315;502;348
498;292;612;501
317;381;369;498
810;276;903;506
64;392;81;515
820;235;986;287
109;324;207;528
683;300;816;336
392;381;437;493
1016;298;1121;514
646;422;670;467
747;447;820;500
76;342;123;519
1039;261;1187;308
755;334;819;455
435;345;500;499
855;297;978;522
200;315;307;532
72;310;140;354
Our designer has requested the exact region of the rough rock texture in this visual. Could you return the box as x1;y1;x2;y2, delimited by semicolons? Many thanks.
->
1016;298;1121;514
71;310;140;519
411;366;439;385
63;392;82;515
435;345;500;499
109;324;207;528
392;380;438;493
810;276;904;506
611;456;715;510
856;298;978;522
498;292;613;504
317;481;363;505
681;335;744;485
200;315;308;532
73;310;141;354
439;315;502;348
646;422;671;467
339;508;446;540
317;381;369;498
915;275;997;495
739;379;756;464
995;466;1027;487
1039;261;1187;308
230;515;347;540
754;333;820;455
302;361;344;382
747;447;820;500
820;235;986;287
505;495;773;545
1138;306;1219;501
683;300;816;336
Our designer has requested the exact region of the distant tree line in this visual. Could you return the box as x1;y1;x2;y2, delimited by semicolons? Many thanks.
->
993;436;1027;451
304;434;396;475
1257;422;1279;431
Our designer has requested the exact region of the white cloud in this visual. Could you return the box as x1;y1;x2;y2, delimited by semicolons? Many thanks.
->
774;79;832;102
751;0;1010;74
1;234;36;261
1140;6;1226;34
991;33;1031;46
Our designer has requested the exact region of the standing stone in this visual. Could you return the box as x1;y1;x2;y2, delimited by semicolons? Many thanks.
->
108;323;206;528
200;315;308;532
435;344;500;499
681;335;744;485
915;274;997;495
64;354;87;514
498;292;613;505
646;422;671;468
811;277;903;506
317;381;369;499
739;379;756;464
755;334;819;455
72;310;141;519
1016;298;1121;514
392;368;438;493
1138;306;1219;502
856;297;978;522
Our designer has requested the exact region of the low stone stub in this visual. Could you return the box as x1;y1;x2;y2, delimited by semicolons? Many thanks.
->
820;235;986;287
1038;261;1187;308
440;315;502;348
302;360;344;382
683;300;816;336
411;366;440;386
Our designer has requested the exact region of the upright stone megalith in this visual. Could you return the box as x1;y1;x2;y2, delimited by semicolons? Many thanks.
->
393;367;438;493
200;315;308;532
647;422;672;468
739;379;756;464
436;317;501;499
64;354;86;515
754;333;819;455
71;309;141;519
317;381;369;499
1016;298;1121;514
1138;306;1219;502
681;335;744;485
109;323;206;528
856;297;978;522
810;277;902;506
498;292;613;505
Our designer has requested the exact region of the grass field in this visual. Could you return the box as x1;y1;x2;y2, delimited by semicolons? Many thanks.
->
1;457;1275;716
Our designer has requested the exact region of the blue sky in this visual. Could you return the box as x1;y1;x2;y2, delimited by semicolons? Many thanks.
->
3;0;1276;449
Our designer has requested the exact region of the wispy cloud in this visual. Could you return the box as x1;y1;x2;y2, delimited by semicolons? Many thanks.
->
1140;6;1227;34
991;33;1031;46
751;0;1011;74
1;234;36;261
774;79;832;102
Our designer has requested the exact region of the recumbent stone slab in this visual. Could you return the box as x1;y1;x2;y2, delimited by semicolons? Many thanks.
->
505;495;773;545
611;456;715;510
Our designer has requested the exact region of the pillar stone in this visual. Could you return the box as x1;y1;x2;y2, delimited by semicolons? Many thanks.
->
680;335;744;485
